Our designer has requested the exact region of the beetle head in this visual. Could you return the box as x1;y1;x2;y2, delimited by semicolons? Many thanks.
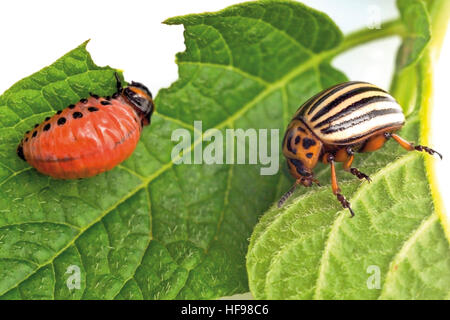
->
282;119;322;175
123;81;155;126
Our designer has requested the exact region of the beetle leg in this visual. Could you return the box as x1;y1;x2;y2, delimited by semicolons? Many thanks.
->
327;154;354;217
349;168;371;182
386;133;443;159
343;147;371;182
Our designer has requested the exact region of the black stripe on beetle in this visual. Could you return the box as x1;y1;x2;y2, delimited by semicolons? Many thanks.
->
310;86;388;123
313;95;396;129
329;122;405;144
321;108;403;134
296;83;348;117
306;82;354;116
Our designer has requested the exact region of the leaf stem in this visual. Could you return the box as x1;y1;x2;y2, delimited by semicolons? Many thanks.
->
328;19;405;59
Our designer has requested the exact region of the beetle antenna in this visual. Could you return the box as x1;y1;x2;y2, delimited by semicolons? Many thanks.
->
114;72;122;93
277;179;301;208
312;178;321;186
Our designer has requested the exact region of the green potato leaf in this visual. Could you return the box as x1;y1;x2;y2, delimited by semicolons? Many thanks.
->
1;0;448;300
396;0;431;70
246;0;450;300
0;0;350;299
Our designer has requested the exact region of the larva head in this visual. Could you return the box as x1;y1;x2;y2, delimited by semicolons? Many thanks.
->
122;81;155;126
282;119;322;181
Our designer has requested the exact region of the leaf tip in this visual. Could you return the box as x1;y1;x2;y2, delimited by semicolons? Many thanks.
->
163;16;185;25
81;39;91;48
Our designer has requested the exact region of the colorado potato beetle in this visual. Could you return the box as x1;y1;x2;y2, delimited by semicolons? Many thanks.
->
16;74;155;179
279;81;442;216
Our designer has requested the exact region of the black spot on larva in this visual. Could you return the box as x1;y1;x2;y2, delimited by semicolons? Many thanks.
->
68;104;75;109
80;98;88;103
25;138;28;142
112;92;120;99
73;112;83;119
88;107;99;112
32;131;37;138
90;93;99;99
302;138;316;149
134;117;138;123
34;124;39;128
306;152;313;158
45;117;50;121
295;136;301;144
105;96;111;101
56;110;62;115
57;117;66;126
43;123;51;131
100;100;111;105
17;145;25;161
26;130;30;134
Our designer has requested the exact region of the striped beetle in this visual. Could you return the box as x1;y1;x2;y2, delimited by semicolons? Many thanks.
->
279;81;442;216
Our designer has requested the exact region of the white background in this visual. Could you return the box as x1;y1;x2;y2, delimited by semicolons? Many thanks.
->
0;0;448;224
